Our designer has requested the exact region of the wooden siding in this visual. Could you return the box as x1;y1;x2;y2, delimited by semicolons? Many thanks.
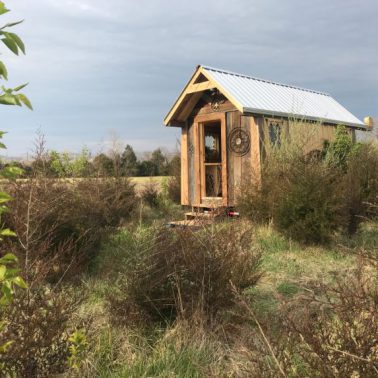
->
187;120;196;205
185;110;264;207
261;116;356;154
226;112;259;206
251;115;263;184
180;124;189;205
193;98;236;117
194;121;201;205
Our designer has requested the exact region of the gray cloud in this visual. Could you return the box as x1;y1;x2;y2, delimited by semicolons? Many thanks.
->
1;0;377;156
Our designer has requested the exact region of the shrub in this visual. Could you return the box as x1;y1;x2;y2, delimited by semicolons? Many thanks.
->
166;154;181;204
229;262;378;377
237;170;273;224
343;143;378;234
2;177;136;282
166;176;181;204
140;180;160;208
238;153;345;244
109;223;262;323
93;225;156;278
237;121;324;227
73;177;136;228
274;158;346;244
325;125;356;171
0;287;75;377
279;265;378;377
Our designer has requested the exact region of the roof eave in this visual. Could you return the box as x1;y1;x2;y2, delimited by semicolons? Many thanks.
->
164;65;207;126
242;107;366;129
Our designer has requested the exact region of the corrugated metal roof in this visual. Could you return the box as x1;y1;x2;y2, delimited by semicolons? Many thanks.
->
202;66;364;128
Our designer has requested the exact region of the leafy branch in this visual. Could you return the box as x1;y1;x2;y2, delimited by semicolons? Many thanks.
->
0;0;31;109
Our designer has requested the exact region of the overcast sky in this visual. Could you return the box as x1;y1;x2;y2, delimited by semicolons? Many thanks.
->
1;0;377;157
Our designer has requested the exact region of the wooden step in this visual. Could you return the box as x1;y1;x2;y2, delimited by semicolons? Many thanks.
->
167;218;214;228
185;212;215;220
185;206;228;220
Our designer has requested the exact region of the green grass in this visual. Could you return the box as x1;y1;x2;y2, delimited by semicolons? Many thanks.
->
248;224;357;324
112;343;213;378
256;225;354;285
276;282;300;297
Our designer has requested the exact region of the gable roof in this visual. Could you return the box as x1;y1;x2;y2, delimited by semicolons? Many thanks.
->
164;65;365;129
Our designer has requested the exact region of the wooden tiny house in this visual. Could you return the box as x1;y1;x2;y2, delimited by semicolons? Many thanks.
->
164;65;366;210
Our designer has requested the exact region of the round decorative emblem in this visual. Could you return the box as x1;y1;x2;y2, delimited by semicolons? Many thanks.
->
229;128;251;156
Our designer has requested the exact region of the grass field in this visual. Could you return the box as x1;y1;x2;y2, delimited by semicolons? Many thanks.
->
129;176;167;193
70;219;377;377
0;176;168;193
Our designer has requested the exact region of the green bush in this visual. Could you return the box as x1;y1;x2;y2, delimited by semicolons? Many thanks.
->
325;125;356;171
238;122;378;244
274;159;345;244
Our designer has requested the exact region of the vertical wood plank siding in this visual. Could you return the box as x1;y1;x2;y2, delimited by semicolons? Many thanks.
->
226;112;235;205
220;113;228;206
188;121;196;204
260;117;356;155
250;116;263;184
180;124;189;205
226;111;257;206
194;122;201;206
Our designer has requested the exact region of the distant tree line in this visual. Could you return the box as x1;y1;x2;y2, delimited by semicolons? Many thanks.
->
0;145;180;178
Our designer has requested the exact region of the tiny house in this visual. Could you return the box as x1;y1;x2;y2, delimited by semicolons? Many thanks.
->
164;65;367;209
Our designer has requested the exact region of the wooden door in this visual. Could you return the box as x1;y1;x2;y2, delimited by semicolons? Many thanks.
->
194;113;227;207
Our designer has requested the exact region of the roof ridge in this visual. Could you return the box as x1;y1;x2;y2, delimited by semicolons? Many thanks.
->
201;65;330;97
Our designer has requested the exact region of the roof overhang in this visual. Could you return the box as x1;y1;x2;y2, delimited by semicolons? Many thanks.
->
243;108;367;130
163;65;243;127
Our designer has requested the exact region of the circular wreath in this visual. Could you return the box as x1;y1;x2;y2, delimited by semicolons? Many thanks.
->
228;127;251;156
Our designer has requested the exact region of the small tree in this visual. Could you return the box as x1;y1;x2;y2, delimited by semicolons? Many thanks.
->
137;159;156;176
49;150;70;177
93;153;114;176
120;144;138;176
72;147;92;177
325;125;356;171
150;148;168;176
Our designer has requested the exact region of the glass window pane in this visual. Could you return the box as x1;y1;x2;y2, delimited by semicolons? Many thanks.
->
205;165;222;197
204;123;221;163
